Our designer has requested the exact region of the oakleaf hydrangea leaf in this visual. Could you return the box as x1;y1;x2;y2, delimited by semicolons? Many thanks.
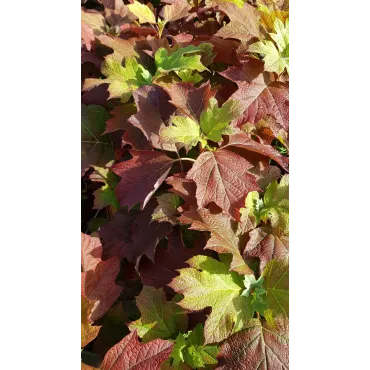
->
155;45;211;74
128;0;156;24
159;116;207;152
262;258;289;318
169;255;252;344
161;0;192;23
81;104;113;176
91;166;120;210
84;56;152;101
241;275;268;315
216;317;289;369
249;18;289;75
152;193;182;225
244;226;289;273
101;331;173;370
176;70;203;84
170;324;219;368
129;286;187;342
81;9;106;35
260;174;289;234
258;3;289;32
200;98;245;142
81;295;101;348
215;3;261;41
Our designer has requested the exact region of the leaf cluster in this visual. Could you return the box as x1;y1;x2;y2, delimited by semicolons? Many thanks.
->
81;0;289;368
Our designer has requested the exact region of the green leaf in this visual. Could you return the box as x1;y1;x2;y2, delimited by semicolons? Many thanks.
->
91;166;120;210
169;255;252;344
129;286;188;342
170;324;219;369
171;333;188;366
84;56;152;101
200;98;245;142
262;258;289;318
159;116;207;152
128;0;156;24
176;70;203;84
81;105;113;175
249;18;289;75
260;174;289;234
155;45;211;74
241;275;268;315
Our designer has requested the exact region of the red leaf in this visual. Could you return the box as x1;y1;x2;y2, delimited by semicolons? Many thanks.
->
128;85;176;150
192;37;240;66
224;133;289;171
82;257;122;321
186;148;261;219
101;331;173;370
111;151;175;209
220;61;289;130
243;227;289;273
216;318;289;370
162;81;216;122
166;172;198;212
104;104;137;134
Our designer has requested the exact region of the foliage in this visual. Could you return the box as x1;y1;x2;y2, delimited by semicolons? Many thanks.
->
81;0;289;368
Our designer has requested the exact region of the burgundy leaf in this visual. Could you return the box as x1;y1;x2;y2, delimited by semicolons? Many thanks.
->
101;331;173;370
221;61;289;130
162;81;216;123
166;172;198;212
128;200;172;262
99;209;134;260
186;148;261;219
99;201;171;263
128;85;176;150
111;150;175;209
243;227;289;273
104;104;137;134
224;133;289;171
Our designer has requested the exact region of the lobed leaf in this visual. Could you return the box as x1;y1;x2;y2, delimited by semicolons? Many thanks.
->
111;150;175;210
216;318;289;369
129;286;187;342
128;0;156;24
101;331;173;370
169;256;251;344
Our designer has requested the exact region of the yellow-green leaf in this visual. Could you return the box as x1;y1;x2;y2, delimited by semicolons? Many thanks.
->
155;45;211;74
169;255;252;344
128;0;156;24
159;116;206;152
128;286;187;342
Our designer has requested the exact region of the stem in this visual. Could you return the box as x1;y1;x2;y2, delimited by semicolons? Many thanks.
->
179;157;196;163
175;150;184;172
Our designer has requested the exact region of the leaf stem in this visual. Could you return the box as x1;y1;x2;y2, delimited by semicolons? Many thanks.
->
179;157;196;163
